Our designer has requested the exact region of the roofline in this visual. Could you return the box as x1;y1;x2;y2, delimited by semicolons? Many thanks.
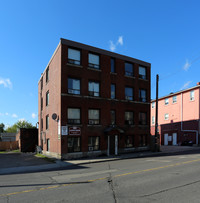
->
151;84;200;102
60;38;151;67
38;41;61;83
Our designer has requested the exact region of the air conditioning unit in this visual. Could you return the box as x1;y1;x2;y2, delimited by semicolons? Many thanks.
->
89;147;93;151
68;89;74;94
89;120;94;125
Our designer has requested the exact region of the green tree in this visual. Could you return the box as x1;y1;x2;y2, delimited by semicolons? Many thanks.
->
0;123;5;133
6;120;36;133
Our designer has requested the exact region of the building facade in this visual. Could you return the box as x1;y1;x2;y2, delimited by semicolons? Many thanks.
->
151;83;200;146
38;38;151;159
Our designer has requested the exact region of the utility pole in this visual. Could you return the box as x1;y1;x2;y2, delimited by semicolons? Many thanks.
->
155;74;159;151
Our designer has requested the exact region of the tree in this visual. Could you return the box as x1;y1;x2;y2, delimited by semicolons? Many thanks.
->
0;123;5;133
6;120;36;133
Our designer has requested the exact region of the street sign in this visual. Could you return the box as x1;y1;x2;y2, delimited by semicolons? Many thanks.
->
62;126;68;135
69;127;81;135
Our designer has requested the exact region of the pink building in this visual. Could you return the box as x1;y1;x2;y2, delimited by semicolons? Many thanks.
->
151;82;200;146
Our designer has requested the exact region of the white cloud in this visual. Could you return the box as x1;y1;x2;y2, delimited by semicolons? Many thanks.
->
109;36;124;52
5;112;9;116
12;113;18;118
31;113;37;119
183;59;191;71
117;36;123;45
181;81;192;90
18;118;26;122
109;41;116;52
0;77;12;89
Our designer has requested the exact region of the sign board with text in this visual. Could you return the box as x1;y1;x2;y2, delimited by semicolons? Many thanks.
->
69;127;81;135
62;126;68;135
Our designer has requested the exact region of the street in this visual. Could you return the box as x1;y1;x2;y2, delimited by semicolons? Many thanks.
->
1;150;200;202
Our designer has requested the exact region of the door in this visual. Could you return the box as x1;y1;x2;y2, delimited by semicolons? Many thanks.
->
172;133;177;145
164;134;168;145
109;135;118;155
109;135;115;155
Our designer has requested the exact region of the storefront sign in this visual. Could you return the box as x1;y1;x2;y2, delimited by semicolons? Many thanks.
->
69;127;81;135
62;126;68;135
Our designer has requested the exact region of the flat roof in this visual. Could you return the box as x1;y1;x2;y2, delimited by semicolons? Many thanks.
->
39;38;151;83
60;38;151;67
151;84;200;102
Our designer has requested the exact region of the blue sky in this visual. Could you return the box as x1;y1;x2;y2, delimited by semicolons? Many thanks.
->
1;0;200;127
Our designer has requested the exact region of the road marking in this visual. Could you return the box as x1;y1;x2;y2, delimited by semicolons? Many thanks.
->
1;158;200;198
146;159;171;162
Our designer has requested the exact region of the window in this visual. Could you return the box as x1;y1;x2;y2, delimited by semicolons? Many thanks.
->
152;116;155;125
111;110;115;125
125;62;133;77
46;91;49;106
46;67;49;83
68;137;81;153
46;115;49;130
41;77;43;90
68;78;80;95
190;90;194;101
111;84;116;99
88;53;99;69
165;98;169;105
139;66;146;79
125;87;133;101
125;112;134;125
139;89;147;102
88;109;100;125
89;81;100;97
139;135;147;147
173;96;177;103
139;112;147;125
68;48;81;65
47;139;50;151
125;136;134;148
111;58;115;73
88;137;100;151
41;97;43;111
152;102;155;108
68;108;81;124
164;113;169;120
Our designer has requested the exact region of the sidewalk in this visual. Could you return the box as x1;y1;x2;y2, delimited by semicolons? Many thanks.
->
0;146;199;175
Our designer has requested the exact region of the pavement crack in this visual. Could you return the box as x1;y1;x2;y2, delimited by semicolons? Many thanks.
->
140;179;200;198
107;163;117;203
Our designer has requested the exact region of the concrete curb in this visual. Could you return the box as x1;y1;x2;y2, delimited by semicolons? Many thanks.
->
0;147;199;175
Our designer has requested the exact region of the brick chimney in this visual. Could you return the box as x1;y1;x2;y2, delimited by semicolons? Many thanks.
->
197;82;200;85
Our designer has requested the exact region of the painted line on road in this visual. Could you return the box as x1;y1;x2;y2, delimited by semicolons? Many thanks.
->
1;158;200;198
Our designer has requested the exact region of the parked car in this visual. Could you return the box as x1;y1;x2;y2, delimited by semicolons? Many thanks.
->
181;140;193;146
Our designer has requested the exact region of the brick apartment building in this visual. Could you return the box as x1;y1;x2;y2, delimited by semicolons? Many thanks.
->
151;83;200;146
38;38;151;159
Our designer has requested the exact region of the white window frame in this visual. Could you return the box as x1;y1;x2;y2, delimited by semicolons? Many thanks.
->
88;53;100;69
67;108;81;124
165;98;169;105
139;66;146;80
152;102;155;108
164;113;169;120
172;95;177;103
152;116;155;125
190;90;194;101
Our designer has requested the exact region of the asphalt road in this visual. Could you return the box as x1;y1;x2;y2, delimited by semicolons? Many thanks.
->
1;150;200;202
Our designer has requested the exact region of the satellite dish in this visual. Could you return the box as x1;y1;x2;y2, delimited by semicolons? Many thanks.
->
52;113;57;120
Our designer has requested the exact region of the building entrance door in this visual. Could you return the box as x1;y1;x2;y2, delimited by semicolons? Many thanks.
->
109;135;118;155
172;133;177;145
164;134;168;145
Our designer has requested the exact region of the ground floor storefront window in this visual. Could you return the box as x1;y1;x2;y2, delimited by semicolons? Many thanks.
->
68;137;81;153
88;136;100;151
139;135;147;147
125;135;134;148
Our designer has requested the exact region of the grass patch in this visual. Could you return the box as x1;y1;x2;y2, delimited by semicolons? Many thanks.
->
0;149;20;154
35;153;56;163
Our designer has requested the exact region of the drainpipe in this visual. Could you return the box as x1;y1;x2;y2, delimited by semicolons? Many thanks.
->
181;93;198;145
